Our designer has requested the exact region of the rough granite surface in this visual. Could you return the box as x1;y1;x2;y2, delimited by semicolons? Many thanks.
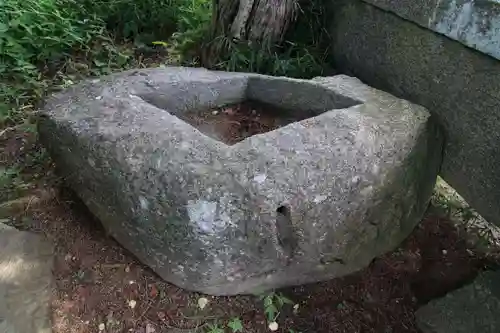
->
416;270;500;333
330;0;500;227
361;0;500;60
0;223;53;333
38;66;443;295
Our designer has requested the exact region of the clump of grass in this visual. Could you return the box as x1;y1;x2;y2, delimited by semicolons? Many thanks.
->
76;0;180;42
0;0;182;125
0;166;28;202
0;0;106;122
167;0;213;64
168;0;332;78
206;38;325;78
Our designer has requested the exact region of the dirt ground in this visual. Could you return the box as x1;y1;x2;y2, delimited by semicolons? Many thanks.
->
177;101;308;145
1;125;498;333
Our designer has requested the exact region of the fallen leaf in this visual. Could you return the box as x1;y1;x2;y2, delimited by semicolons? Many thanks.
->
197;297;209;310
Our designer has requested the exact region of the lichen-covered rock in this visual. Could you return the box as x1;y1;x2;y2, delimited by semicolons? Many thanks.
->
38;67;443;295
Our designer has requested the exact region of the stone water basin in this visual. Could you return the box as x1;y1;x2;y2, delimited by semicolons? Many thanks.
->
38;67;443;295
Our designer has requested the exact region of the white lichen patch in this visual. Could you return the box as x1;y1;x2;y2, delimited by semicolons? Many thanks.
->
87;157;96;167
313;195;328;204
139;196;149;210
253;173;267;184
186;199;232;233
360;185;374;197
155;156;162;168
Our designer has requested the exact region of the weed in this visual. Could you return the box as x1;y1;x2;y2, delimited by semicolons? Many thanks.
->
152;0;332;78
168;0;212;63
0;0;146;125
176;0;332;78
0;167;20;189
1;0;103;118
77;0;179;41
259;291;294;323
203;317;244;333
0;166;27;202
227;317;244;332
206;323;225;333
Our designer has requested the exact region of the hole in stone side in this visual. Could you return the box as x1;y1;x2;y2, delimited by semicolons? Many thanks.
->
276;205;296;255
320;257;346;265
174;100;315;145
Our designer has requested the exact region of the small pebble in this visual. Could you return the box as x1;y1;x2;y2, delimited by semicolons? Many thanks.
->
145;323;156;333
197;297;209;310
98;323;105;331
212;110;219;115
442;249;448;255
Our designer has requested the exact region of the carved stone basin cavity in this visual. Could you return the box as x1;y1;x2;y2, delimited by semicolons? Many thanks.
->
38;67;443;295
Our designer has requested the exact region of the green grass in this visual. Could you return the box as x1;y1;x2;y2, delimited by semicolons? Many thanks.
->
0;165;28;202
167;0;332;78
78;0;179;41
0;0;184;125
1;0;105;123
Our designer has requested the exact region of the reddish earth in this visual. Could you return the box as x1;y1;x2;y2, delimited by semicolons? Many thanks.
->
1;122;497;333
177;101;306;145
285;213;493;333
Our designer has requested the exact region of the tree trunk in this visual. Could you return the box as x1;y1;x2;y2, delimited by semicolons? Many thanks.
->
201;0;298;68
